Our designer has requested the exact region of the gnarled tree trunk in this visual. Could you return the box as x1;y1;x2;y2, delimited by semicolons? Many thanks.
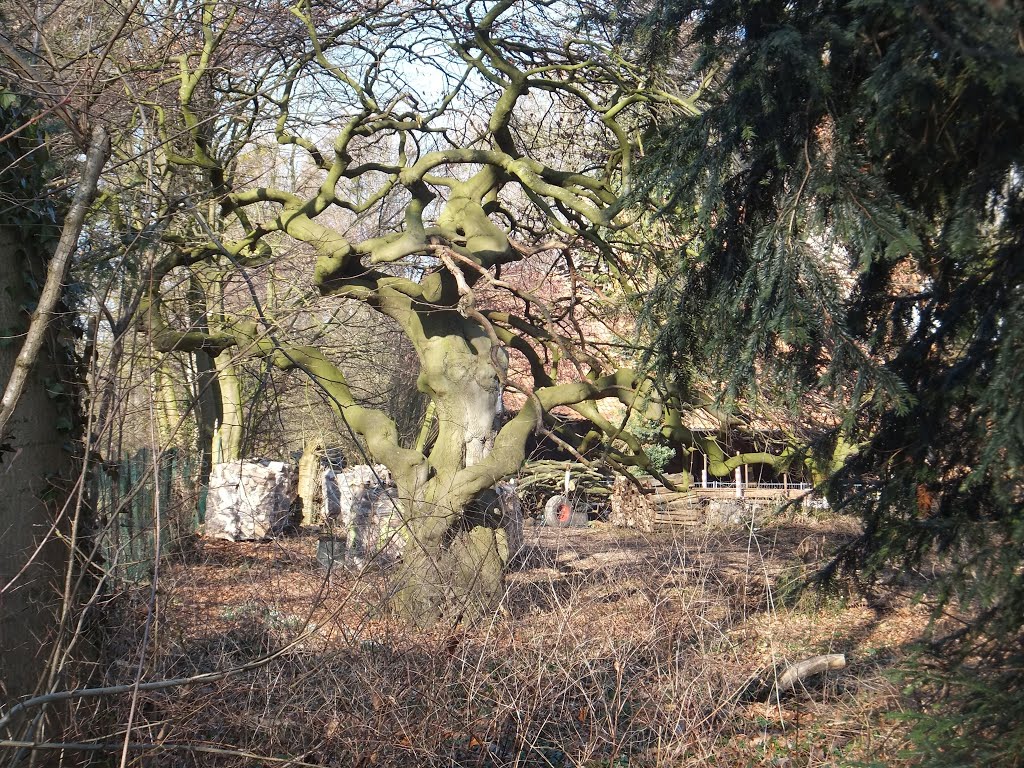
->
392;485;518;625
390;321;513;624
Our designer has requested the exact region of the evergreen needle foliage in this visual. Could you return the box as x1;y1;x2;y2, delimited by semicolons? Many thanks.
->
620;0;1024;760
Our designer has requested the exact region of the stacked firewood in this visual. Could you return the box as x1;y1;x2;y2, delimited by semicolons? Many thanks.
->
610;473;702;530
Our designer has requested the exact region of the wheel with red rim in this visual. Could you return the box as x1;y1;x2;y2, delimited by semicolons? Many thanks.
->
557;502;572;524
543;494;571;527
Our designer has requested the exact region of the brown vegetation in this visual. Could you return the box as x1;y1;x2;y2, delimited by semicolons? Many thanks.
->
55;511;940;767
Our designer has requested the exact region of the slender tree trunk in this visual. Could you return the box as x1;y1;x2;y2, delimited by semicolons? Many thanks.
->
154;355;183;446
212;352;244;463
186;276;220;479
191;349;220;479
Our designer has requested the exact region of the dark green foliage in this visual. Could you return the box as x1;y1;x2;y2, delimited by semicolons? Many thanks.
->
627;0;1023;761
897;652;1024;768
0;86;82;456
0;87;61;247
0;84;79;311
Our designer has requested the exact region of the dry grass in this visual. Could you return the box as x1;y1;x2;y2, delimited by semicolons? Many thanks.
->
70;513;935;767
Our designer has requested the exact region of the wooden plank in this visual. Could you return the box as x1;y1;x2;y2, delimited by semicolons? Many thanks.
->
655;504;701;514
653;518;701;527
662;499;699;511
654;517;701;525
655;506;701;514
655;512;704;524
651;490;696;503
687;487;812;501
692;488;740;500
742;489;807;500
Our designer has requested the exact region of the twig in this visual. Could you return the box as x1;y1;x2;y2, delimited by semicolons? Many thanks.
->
0;739;327;766
0;641;298;735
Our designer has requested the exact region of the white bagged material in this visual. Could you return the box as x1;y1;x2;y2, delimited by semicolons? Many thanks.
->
205;460;297;541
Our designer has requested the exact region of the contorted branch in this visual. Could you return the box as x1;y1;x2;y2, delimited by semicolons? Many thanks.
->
137;0;800;523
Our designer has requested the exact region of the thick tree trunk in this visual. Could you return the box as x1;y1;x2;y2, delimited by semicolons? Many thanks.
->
197;303;525;624
0;127;105;735
0;126;107;440
0;226;76;717
416;333;504;471
392;491;513;625
391;321;512;624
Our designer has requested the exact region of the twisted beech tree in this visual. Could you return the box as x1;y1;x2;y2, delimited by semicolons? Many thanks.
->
138;0;710;621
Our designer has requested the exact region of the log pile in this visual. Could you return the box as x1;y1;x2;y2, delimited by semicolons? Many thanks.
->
610;473;702;530
609;475;654;531
517;461;612;506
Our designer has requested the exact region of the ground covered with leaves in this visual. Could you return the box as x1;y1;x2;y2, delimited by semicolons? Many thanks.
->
83;512;948;767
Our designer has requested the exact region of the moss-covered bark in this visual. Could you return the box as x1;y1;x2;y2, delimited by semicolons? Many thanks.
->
212;352;244;463
154;355;184;445
391;484;513;625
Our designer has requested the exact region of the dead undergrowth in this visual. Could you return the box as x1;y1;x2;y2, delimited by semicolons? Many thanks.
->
69;512;939;767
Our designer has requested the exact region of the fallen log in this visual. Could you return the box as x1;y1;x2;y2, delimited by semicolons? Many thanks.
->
775;654;846;695
739;654;847;702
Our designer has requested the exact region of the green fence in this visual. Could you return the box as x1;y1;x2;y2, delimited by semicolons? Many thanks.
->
92;448;204;583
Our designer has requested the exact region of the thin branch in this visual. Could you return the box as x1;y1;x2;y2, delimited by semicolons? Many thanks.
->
0;739;327;766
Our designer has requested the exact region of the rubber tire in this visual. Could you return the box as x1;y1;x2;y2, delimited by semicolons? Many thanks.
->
543;494;570;527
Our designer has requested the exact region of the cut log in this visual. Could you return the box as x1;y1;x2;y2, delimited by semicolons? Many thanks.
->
738;654;847;702
774;654;847;696
653;519;700;527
